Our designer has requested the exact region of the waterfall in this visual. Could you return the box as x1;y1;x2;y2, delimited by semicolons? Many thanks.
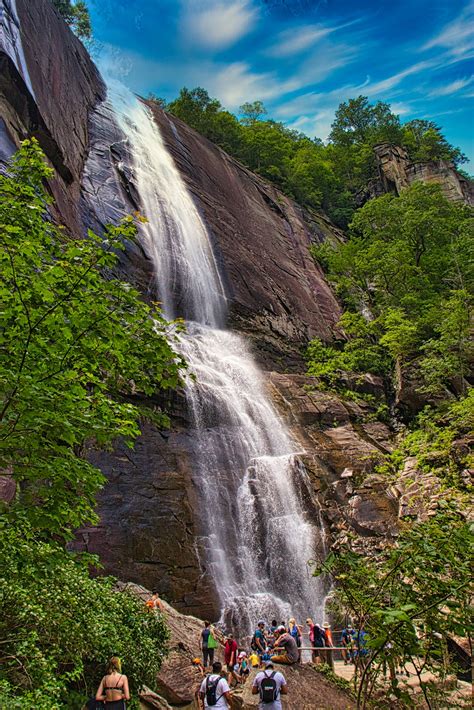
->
0;0;35;98
109;81;327;636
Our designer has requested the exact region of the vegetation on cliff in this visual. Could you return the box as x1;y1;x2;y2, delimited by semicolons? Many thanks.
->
150;89;468;227
0;141;184;706
52;0;91;39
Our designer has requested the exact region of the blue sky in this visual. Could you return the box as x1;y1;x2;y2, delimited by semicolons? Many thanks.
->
89;0;474;169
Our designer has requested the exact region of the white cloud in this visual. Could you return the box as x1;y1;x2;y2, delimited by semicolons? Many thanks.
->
423;1;474;59
180;0;258;50
204;61;294;107
266;19;359;58
267;25;335;57
429;75;474;97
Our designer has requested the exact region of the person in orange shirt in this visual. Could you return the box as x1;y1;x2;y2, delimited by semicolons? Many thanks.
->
145;592;163;612
323;622;334;669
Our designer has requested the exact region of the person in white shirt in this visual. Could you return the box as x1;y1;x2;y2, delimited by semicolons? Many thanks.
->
252;660;288;710
199;661;232;708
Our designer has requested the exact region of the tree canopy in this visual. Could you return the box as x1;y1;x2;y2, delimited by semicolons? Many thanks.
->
151;89;469;228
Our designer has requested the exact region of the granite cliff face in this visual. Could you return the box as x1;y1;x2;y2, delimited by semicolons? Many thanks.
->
1;1;399;622
368;143;474;205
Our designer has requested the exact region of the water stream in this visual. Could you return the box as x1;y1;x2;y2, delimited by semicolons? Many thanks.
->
109;82;327;636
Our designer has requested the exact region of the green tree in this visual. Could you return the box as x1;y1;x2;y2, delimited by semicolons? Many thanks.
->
167;87;222;135
309;183;473;397
402;119;467;167
329;96;403;147
239;100;268;125
315;509;473;709
52;0;91;39
0;522;169;708
0;139;185;538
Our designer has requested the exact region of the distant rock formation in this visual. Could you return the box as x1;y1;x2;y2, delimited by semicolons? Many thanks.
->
366;143;474;205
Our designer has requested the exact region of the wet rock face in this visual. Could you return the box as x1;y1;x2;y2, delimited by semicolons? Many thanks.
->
0;0;104;234
268;373;399;551
148;105;342;368
72;418;221;621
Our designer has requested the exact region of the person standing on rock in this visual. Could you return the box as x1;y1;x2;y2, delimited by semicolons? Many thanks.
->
201;620;215;669
270;626;299;665
199;661;232;709
252;660;288;709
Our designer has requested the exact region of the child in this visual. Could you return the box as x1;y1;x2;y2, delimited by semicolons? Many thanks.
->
238;652;249;682
191;657;205;676
248;651;259;669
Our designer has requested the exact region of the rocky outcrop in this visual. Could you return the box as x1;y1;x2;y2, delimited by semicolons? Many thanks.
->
268;373;399;551
371;143;474;205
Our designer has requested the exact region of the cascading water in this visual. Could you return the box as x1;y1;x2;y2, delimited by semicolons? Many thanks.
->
109;81;327;636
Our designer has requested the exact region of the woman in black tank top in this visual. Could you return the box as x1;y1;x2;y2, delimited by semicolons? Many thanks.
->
95;657;130;708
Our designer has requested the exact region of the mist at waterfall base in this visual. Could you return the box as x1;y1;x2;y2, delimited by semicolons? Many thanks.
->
108;80;328;637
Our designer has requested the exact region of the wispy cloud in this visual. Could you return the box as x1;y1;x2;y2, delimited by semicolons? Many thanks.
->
205;61;295;106
429;75;474;97
180;0;258;50
423;1;474;59
266;20;356;57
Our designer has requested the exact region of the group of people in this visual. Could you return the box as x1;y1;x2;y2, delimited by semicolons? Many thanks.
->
198;660;288;710
197;615;339;708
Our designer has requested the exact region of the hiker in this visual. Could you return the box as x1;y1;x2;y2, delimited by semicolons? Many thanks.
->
341;626;355;665
201;620;217;669
270;626;299;665
145;592;163;612
322;622;334;669
249;650;260;669
95;656;130;709
192;657;206;676
199;661;231;709
252;660;288;709
224;633;239;686
354;629;369;670
310;622;327;665
270;619;278;635
252;620;267;657
287;617;302;648
237;652;250;682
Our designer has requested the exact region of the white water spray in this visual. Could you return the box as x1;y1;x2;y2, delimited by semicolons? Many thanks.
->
109;81;327;635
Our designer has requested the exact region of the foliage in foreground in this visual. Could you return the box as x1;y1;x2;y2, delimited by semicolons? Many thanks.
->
316;510;473;709
0;141;182;706
0;523;168;709
0;139;185;539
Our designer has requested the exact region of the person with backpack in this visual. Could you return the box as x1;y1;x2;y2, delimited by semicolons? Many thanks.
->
199;661;231;709
287;618;302;649
201;620;217;669
94;656;130;709
252;660;288;709
251;620;267;658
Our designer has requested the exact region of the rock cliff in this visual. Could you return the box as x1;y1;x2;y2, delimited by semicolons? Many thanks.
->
1;1;399;624
369;143;474;205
